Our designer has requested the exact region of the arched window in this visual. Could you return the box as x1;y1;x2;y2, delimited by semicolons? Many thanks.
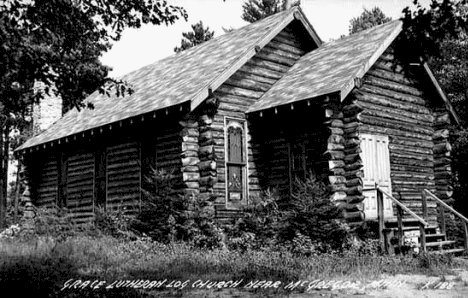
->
225;119;247;204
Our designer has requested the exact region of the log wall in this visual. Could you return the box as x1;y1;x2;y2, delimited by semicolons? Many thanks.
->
26;114;185;222
106;141;141;215
211;22;309;221
32;156;58;207
347;48;440;223
66;150;94;223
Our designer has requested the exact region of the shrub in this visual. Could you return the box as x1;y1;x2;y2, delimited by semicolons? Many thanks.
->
281;175;350;250
131;168;223;248
226;174;351;253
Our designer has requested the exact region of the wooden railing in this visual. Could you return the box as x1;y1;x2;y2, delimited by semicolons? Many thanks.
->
423;189;468;251
375;186;429;254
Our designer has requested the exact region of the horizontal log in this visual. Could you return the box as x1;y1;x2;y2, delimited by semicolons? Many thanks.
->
389;144;432;156
330;184;347;192
354;100;433;126
329;160;345;169
327;143;345;151
344;160;363;171
366;67;413;86
360;124;432;141
359;84;425;106
326;119;344;128
261;44;302;61
181;165;199;173
198;160;216;171
344;169;364;179
330;191;347;202
344;153;360;163
216;85;264;100
324;150;345;160
224;75;272;93
353;90;430;118
354;113;434;136
391;150;433;162
346;177;363;187
268;39;306;55
433;129;450;140
277;29;304;44
391;157;433;168
434;142;452;154
219;102;249;113
255;50;296;67
434;113;450;126
364;75;423;97
247;57;290;73
345;185;363;196
182;157;200;167
329;176;346;185
183;172;200;182
241;61;284;80
182;143;198;152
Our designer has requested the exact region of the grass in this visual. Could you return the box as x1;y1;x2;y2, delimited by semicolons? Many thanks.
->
1;233;467;298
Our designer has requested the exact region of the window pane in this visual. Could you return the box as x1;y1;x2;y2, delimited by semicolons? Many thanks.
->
228;165;243;201
228;126;243;163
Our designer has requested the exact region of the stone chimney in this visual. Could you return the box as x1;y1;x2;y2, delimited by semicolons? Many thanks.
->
32;82;63;135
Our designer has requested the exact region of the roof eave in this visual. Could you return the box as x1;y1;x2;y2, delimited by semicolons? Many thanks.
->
340;21;403;102
422;62;461;126
189;7;321;112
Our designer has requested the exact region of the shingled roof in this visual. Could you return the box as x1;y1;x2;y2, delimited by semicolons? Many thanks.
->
18;7;320;151
248;20;403;113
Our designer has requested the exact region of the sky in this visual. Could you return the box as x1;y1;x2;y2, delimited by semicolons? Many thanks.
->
100;0;431;78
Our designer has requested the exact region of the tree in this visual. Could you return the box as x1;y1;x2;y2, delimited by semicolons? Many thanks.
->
398;0;468;215
0;0;187;228
241;0;299;23
349;7;392;34
174;21;214;53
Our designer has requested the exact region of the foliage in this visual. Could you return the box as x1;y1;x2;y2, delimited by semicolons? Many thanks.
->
226;174;350;252
0;0;187;229
0;234;463;297
283;176;350;250
349;7;392;34
241;0;299;23
174;21;214;53
131;169;223;248
398;0;468;66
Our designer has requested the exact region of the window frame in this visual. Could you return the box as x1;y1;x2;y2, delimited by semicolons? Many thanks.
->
224;117;248;207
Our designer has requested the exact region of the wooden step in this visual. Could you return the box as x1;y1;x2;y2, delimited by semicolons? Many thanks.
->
426;240;456;247
383;225;438;233
430;248;466;255
425;233;446;240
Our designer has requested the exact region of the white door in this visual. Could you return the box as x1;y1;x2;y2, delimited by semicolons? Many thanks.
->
360;134;394;220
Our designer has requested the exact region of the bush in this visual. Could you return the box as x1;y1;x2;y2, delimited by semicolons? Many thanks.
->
282;175;350;251
131;169;223;248
226;174;351;253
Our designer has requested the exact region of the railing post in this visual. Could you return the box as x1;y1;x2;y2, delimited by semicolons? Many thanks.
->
421;190;428;219
377;186;385;252
439;203;446;236
419;223;426;253
397;205;403;253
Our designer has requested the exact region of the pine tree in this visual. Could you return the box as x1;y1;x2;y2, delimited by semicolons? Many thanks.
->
349;7;392;34
241;0;300;23
174;21;215;53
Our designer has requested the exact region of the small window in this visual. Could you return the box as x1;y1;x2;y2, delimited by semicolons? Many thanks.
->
225;119;247;204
